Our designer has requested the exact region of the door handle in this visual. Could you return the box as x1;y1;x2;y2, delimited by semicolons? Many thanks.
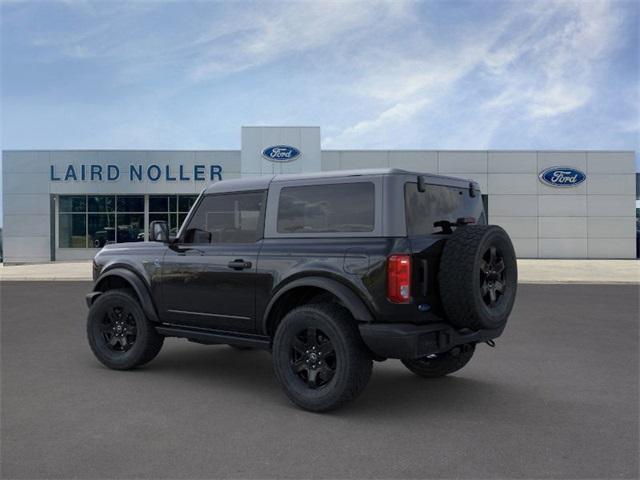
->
228;259;252;270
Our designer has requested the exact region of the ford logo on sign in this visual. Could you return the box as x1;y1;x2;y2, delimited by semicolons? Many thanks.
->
261;145;301;162
538;166;586;187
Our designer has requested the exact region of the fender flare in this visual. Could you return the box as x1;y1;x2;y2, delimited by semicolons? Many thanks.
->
261;276;373;335
92;267;160;323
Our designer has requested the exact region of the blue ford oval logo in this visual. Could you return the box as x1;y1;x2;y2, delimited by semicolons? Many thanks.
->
261;145;301;162
538;166;586;187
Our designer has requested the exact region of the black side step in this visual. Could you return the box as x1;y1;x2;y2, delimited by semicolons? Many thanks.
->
156;324;271;350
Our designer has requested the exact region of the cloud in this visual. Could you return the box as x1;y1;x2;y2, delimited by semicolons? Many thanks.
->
482;0;624;119
19;0;411;81
2;0;636;155
189;1;411;79
325;0;629;147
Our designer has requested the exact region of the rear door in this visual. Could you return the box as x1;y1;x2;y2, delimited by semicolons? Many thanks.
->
160;191;266;333
404;180;484;314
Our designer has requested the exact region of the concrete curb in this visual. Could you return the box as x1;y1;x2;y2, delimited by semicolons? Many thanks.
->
1;260;639;284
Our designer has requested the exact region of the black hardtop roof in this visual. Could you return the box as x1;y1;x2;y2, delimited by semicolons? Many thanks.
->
202;168;476;195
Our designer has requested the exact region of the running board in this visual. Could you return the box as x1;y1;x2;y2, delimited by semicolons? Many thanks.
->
156;324;271;350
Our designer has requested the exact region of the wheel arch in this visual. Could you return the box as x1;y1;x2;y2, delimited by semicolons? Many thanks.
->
92;268;160;323
261;276;373;337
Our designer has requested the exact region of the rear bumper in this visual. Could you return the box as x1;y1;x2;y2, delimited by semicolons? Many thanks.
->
359;322;505;360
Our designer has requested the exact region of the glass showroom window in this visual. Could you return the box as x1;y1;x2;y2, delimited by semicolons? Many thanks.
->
149;194;198;237
88;196;115;248
59;196;87;247
59;195;146;247
116;195;144;243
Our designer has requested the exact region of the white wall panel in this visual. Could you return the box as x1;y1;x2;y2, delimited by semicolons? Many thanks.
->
3;214;50;237
587;239;636;259
537;178;587;195
538;217;587;238
489;195;538;217
195;151;241;174
539;239;588;258
587;195;636;217
490;216;538;238
3;172;50;194
587;174;636;195
511;238;538;258
488;151;537;173
587;152;635;174
3;194;50;215
3;151;50;173
437;152;487;173
488;174;538;194
439;173;487;192
340;151;388;169
538;195;587;217
321;151;340;171
538;151;587;171
2;237;50;263
388;151;438;172
587;217;636;238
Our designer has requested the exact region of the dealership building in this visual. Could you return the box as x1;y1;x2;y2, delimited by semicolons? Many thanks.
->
1;126;637;263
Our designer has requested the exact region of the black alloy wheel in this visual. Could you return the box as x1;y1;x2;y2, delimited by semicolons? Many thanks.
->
272;303;373;412
87;289;164;370
479;246;506;308
100;305;138;352
290;327;337;389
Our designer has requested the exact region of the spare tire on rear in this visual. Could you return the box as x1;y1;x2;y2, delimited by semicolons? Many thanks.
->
438;225;517;331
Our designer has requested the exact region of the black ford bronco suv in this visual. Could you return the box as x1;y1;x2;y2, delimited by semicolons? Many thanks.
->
87;169;517;411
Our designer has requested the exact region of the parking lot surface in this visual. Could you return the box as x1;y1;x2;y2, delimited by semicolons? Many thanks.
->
1;282;638;479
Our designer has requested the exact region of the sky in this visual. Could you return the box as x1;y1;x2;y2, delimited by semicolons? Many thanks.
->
0;0;639;224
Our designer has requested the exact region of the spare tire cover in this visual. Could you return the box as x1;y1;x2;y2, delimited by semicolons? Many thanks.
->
438;225;517;330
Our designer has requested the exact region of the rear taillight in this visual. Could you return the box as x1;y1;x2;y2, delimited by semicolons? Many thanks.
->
387;255;411;303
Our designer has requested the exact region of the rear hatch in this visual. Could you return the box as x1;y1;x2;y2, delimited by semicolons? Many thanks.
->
404;177;485;315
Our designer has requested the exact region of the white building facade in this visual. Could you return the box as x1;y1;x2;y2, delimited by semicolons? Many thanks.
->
2;126;637;263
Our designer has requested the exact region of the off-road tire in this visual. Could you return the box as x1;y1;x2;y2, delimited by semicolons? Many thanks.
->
87;289;164;370
402;344;475;378
439;225;517;330
272;303;373;412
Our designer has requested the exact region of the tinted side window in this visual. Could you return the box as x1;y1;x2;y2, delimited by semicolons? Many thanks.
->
405;182;483;235
277;182;375;234
185;191;265;243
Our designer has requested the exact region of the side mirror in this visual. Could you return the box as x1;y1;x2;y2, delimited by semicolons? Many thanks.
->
150;220;169;243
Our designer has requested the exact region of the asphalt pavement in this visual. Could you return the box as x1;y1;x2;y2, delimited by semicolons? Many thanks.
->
1;282;638;479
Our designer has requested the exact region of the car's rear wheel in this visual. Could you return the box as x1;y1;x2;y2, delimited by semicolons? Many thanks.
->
272;303;372;412
401;344;475;378
87;289;164;370
439;225;517;330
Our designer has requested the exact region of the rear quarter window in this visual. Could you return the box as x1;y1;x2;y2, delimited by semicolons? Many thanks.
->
277;182;375;234
405;182;484;235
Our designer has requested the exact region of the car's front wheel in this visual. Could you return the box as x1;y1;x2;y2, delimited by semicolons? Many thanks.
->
272;303;372;412
87;289;164;370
